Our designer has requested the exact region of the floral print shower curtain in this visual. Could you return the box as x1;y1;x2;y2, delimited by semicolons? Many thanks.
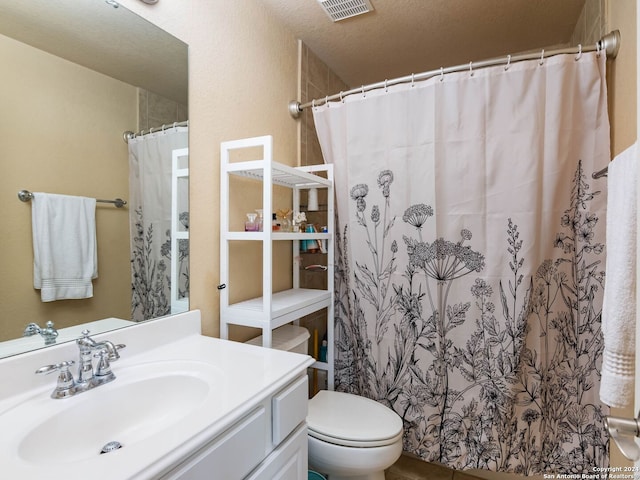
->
127;127;189;321
313;52;611;474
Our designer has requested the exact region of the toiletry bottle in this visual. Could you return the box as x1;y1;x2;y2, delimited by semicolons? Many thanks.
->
320;340;328;362
306;224;318;253
321;226;328;252
272;213;280;231
255;209;264;231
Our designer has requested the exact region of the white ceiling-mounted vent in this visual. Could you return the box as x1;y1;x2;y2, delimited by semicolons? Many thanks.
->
316;0;374;22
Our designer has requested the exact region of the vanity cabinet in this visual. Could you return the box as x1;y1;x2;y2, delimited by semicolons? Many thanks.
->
0;311;315;480
219;135;335;389
161;375;309;480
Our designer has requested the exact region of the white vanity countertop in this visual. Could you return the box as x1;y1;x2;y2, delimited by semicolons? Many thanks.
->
0;311;314;480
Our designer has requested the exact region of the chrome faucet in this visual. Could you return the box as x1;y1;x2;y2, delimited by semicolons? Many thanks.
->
35;330;125;399
23;321;59;345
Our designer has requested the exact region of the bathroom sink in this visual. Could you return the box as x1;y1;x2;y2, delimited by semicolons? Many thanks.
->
0;312;316;480
0;360;221;466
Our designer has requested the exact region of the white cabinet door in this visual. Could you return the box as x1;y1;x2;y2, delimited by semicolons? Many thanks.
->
245;424;308;480
162;407;267;480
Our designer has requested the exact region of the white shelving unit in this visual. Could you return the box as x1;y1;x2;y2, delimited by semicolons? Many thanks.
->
171;147;189;314
220;135;334;389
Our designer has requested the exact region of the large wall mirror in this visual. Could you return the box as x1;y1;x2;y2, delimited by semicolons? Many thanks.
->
0;0;188;358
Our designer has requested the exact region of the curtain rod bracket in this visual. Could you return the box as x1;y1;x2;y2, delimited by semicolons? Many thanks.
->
289;100;302;119
599;29;621;59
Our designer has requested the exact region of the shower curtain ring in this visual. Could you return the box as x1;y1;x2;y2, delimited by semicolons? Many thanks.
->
575;44;582;61
339;91;344;103
411;73;415;87
361;85;366;98
596;41;602;57
469;61;474;77
504;54;511;71
325;95;329;107
384;79;388;92
440;67;444;82
539;49;545;65
312;99;316;108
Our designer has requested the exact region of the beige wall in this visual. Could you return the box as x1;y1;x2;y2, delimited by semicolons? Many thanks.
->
0;34;134;341
606;0;637;156
119;0;299;339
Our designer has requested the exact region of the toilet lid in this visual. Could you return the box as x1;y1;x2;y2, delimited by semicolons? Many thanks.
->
307;391;403;447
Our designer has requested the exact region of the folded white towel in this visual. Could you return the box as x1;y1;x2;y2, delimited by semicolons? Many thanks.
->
599;142;637;408
31;193;98;302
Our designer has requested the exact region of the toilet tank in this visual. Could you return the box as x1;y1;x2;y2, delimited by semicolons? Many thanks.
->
245;325;310;354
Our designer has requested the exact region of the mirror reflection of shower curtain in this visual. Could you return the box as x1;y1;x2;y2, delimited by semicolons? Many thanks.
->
314;53;610;473
127;127;189;321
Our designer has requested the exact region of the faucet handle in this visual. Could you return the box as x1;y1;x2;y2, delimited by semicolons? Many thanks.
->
93;349;116;384
35;360;75;376
23;323;41;337
94;349;112;375
35;361;76;398
111;344;126;360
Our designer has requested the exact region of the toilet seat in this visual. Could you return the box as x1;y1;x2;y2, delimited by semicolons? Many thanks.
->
307;390;403;448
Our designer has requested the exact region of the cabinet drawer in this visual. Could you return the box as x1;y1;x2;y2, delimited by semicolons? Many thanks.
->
163;407;267;480
272;375;308;445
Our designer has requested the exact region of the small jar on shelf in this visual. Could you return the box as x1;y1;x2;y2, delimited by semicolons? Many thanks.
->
245;213;259;232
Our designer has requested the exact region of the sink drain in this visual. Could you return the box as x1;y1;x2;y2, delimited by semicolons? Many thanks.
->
100;441;123;454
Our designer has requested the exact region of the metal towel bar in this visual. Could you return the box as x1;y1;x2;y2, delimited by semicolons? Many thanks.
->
17;190;127;208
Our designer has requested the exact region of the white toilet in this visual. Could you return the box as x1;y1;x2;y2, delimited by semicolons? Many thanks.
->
247;326;403;479
307;390;403;480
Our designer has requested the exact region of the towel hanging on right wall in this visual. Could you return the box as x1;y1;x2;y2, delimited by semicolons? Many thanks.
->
600;141;637;408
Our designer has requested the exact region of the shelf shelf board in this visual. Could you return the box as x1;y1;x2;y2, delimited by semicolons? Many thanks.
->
226;160;331;189
224;232;330;241
221;288;331;329
311;360;329;371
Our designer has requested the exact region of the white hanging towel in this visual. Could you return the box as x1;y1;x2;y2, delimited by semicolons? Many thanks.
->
31;192;98;302
600;142;637;408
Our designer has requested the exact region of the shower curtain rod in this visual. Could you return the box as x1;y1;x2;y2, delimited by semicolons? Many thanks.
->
123;120;188;143
288;30;621;118
18;189;127;208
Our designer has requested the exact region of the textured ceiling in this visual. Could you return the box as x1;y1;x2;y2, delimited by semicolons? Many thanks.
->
261;0;587;87
0;1;586;105
0;0;187;104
